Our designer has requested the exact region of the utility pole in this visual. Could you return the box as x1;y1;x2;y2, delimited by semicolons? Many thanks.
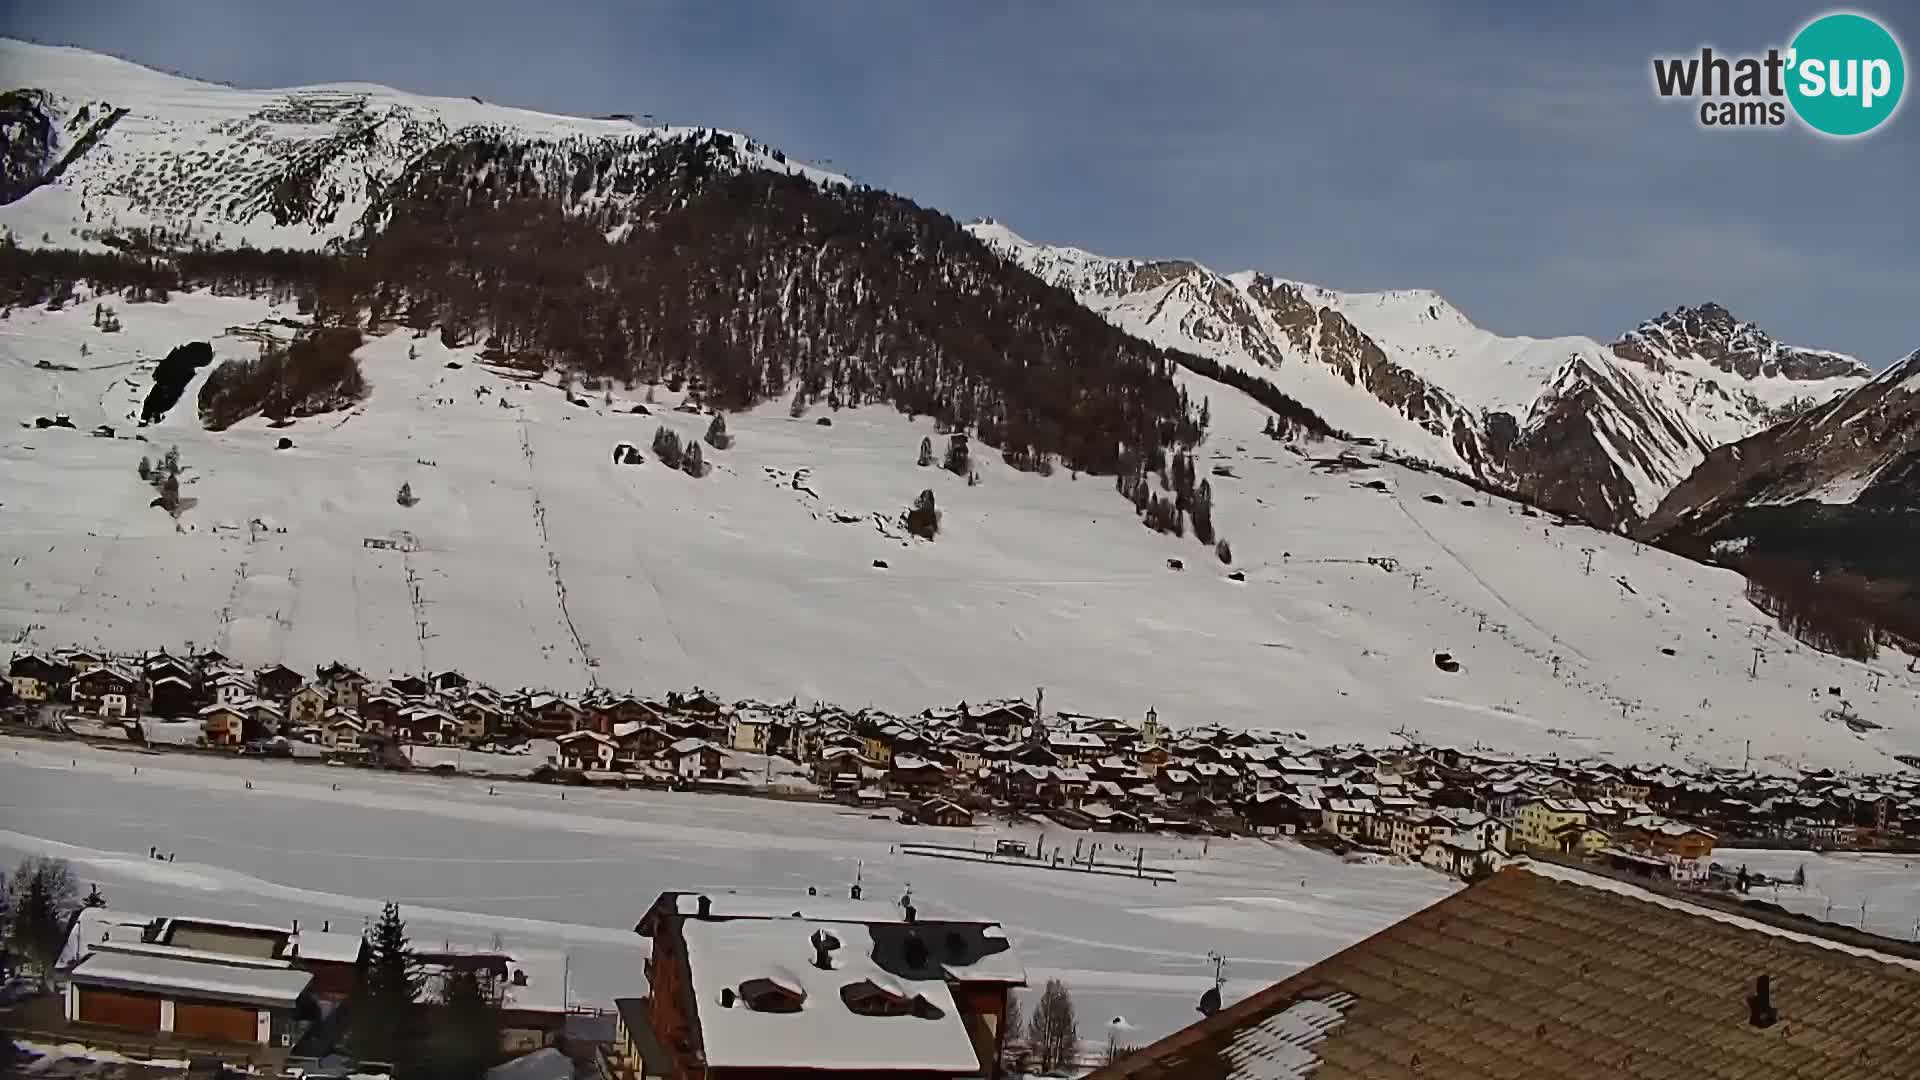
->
1582;549;1595;576
1750;647;1765;680
1742;740;1750;772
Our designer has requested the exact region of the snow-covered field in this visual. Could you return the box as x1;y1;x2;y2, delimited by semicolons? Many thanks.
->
0;737;1458;1043
3;291;1918;772
1722;849;1920;942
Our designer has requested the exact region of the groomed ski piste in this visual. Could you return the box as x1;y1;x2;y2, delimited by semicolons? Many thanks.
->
4;290;1916;773
3;739;1917;1049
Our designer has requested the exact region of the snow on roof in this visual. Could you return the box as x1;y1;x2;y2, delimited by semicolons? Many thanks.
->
137;719;202;746
63;908;159;966
291;928;365;965
484;1048;574;1080
68;949;313;1007
680;918;981;1072
669;891;898;923
1220;990;1357;1079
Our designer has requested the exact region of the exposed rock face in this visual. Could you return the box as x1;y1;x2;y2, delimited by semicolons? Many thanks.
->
0;89;56;203
1615;303;1867;383
971;219;1873;531
1640;350;1920;583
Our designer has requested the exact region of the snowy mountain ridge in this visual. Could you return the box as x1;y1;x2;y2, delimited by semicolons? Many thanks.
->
967;220;1870;529
0;37;848;252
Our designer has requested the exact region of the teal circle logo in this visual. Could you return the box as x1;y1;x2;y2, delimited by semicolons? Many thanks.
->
1787;12;1906;136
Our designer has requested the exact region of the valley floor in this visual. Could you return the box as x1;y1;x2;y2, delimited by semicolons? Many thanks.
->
0;737;1458;1044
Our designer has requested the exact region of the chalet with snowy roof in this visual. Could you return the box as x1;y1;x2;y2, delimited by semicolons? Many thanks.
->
1622;815;1717;860
209;672;255;706
144;653;195;682
961;698;1033;738
728;708;781;753
557;729;619;771
1091;859;1920;1080
199;702;247;747
147;674;197;718
524;694;583;737
10;652;70;702
631;889;1026;1078
430;669;471;694
71;664;141;718
664;738;725;779
312;661;368;709
287;683;328;727
388;673;432;697
914;797;974;828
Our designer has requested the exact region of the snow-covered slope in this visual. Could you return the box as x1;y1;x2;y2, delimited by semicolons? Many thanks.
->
969;222;1869;529
5;290;1915;772
0;37;845;251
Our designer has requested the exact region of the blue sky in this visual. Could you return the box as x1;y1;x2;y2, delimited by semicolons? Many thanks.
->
5;1;1915;365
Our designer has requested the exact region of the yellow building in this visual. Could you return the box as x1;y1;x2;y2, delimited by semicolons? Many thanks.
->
1515;798;1592;850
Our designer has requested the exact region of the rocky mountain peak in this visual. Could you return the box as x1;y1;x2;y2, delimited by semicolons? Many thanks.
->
1612;303;1867;383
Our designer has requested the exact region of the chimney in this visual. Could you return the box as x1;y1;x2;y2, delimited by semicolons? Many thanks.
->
697;895;712;919
812;930;835;970
720;987;736;1008
1747;974;1778;1028
292;918;299;933
903;901;916;923
322;919;330;932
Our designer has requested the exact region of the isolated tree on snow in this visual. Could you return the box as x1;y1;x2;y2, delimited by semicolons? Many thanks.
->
162;444;181;479
705;413;731;449
1215;538;1233;565
1793;863;1807;888
918;436;934;467
788;387;808;418
351;901;424;1065
944;433;970;477
1027;977;1080;1073
396;482;419;508
137;455;153;482
651;425;684;469
682;440;705;478
7;856;79;988
905;488;940;540
158;471;183;516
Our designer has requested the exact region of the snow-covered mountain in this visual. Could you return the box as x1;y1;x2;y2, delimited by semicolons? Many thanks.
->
967;221;1870;529
0;37;846;252
1642;347;1920;587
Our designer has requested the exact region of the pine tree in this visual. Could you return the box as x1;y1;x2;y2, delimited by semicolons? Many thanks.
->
788;387;807;417
1191;477;1216;545
137;456;153;482
651;425;684;469
705;413;731;449
682;440;705;478
905;488;939;540
158;471;183;516
162;444;180;478
425;967;504;1079
8;857;79;989
917;436;933;467
944;434;970;476
396;482;418;508
351;902;424;1066
1215;538;1233;564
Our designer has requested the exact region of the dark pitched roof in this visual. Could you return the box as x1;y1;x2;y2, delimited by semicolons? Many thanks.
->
1090;861;1920;1080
